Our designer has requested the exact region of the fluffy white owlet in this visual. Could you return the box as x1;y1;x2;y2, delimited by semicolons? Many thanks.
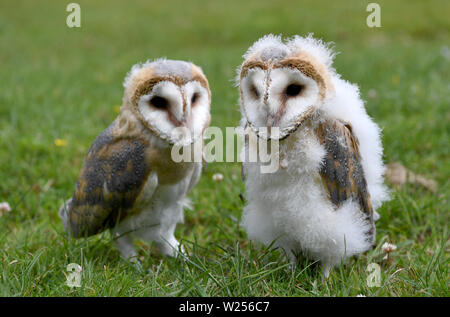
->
238;35;389;276
59;59;211;261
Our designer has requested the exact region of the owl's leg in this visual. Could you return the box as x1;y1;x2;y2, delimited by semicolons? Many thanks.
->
154;203;186;258
155;220;185;257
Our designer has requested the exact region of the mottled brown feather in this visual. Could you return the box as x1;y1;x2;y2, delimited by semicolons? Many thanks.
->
315;120;373;220
67;123;152;237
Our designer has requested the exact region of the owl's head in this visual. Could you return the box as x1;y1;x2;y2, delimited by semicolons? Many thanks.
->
122;59;211;145
237;34;336;140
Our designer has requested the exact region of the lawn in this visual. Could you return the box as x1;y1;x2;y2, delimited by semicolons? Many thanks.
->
0;0;448;296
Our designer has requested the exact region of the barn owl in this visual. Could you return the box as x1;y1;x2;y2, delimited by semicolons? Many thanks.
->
59;59;211;262
237;35;389;276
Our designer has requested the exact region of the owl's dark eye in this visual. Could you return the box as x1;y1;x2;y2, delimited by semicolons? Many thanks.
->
191;92;200;105
285;84;303;97
150;96;168;109
250;84;260;99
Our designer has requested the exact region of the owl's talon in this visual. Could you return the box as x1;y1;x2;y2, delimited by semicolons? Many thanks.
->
322;264;332;279
128;256;145;272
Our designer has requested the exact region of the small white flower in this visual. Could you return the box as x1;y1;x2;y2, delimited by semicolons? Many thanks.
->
212;173;224;182
382;242;397;260
356;294;366;297
382;242;397;253
0;202;12;214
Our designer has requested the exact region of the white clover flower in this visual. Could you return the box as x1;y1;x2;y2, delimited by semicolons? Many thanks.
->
382;242;397;253
0;202;12;214
382;242;397;260
212;173;224;182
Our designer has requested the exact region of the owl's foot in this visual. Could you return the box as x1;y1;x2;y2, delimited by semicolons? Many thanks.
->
155;237;186;258
285;250;298;272
114;233;138;260
113;234;148;273
129;257;146;273
321;263;332;279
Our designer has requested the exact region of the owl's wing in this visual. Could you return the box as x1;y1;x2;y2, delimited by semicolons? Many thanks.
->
315;119;373;218
66;123;154;237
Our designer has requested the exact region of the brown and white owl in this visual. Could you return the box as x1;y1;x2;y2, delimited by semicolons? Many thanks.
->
59;59;211;262
237;35;389;276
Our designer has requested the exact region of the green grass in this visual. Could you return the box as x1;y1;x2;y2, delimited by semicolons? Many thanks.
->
0;0;448;296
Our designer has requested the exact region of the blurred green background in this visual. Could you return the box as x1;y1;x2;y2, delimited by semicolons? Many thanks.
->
0;0;448;296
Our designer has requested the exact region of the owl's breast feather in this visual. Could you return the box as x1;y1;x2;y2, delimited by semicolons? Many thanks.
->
146;146;194;185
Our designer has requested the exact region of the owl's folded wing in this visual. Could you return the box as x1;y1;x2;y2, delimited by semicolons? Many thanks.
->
315;119;373;218
66;125;154;237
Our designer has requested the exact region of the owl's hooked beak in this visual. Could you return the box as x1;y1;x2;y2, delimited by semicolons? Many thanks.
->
262;69;281;128
171;113;188;127
264;97;281;128
180;101;192;127
267;114;280;128
169;98;191;127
